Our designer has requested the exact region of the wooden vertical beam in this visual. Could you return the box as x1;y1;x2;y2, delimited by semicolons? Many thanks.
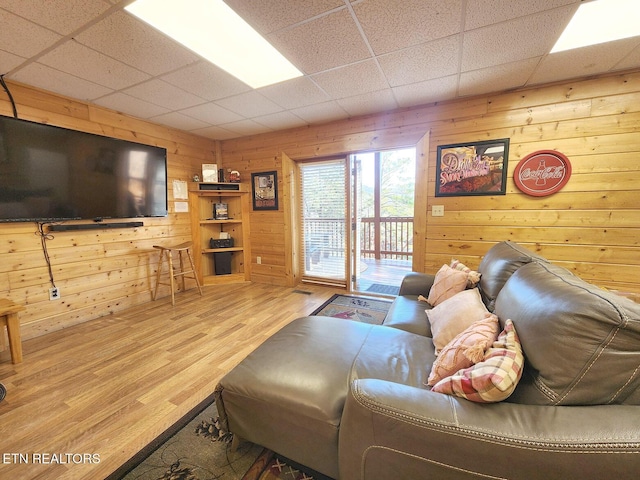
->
374;151;382;260
412;130;430;273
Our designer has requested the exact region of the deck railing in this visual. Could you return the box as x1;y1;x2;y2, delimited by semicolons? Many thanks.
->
304;217;413;262
360;216;413;260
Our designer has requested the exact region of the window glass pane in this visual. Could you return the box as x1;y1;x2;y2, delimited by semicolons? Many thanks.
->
380;148;416;217
300;160;346;281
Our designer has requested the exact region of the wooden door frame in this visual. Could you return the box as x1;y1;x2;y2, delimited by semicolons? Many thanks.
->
281;128;430;286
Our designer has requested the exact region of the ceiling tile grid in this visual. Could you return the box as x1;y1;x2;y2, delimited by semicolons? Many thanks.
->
0;0;639;140
352;0;464;55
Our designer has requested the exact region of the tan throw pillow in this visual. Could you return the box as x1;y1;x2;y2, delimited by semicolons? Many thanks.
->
426;288;489;354
450;258;481;288
427;264;468;306
432;319;524;403
427;313;499;386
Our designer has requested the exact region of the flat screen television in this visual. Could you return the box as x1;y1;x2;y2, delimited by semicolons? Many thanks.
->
0;115;168;223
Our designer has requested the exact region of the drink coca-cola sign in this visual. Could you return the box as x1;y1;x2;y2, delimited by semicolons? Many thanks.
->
513;150;572;197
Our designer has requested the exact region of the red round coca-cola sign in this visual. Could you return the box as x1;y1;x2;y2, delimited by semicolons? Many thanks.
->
513;150;572;197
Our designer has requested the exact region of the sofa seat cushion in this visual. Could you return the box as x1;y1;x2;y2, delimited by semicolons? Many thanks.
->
349;323;436;388
495;262;640;406
215;316;377;479
383;295;431;336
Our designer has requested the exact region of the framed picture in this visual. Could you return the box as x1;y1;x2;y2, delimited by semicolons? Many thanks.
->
202;163;218;182
435;138;509;197
251;171;278;210
214;202;228;220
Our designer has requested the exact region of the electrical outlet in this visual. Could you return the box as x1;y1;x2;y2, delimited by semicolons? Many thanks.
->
432;205;445;217
257;256;262;264
49;287;60;301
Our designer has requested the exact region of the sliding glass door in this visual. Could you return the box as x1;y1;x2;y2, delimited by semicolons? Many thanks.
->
298;159;348;286
350;148;416;293
296;148;415;291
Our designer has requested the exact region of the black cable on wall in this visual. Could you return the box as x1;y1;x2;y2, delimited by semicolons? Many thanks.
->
0;74;18;118
35;222;57;290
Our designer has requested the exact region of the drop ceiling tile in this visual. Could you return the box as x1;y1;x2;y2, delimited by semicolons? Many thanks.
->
0;9;61;58
464;0;578;30
289;101;348;124
161;61;251;102
122;79;205;111
215;91;283;118
459;57;540;97
75;11;200;76
150;111;210;132
613;41;640;71
180;103;244;125
0;0;111;35
336;89;398;117
529;38;640;86
38;40;149;89
220;119;273;136
312;60;389;99
191;125;239;141
379;36;460;87
9;62;113;101
353;0;463;55
392;75;459;108
254;111;308;131
0;49;26;73
94;92;170;118
225;0;344;34
268;8;371;74
258;77;330;109
461;7;573;72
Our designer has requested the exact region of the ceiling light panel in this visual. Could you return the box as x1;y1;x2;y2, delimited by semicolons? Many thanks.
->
551;0;640;53
125;0;303;88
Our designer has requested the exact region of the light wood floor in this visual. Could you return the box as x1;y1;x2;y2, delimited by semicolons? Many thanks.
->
0;281;343;480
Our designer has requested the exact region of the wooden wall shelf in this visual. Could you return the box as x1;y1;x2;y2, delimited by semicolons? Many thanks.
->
189;189;250;286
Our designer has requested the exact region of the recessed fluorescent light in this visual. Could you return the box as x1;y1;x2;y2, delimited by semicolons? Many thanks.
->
551;0;640;53
125;0;303;88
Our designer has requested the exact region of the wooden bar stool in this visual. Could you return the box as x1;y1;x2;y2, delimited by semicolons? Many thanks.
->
0;298;25;364
152;242;203;306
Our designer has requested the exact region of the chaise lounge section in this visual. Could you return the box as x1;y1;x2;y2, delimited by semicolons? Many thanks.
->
215;241;640;479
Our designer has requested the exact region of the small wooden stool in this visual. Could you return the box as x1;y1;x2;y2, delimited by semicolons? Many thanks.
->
153;242;203;306
0;298;25;364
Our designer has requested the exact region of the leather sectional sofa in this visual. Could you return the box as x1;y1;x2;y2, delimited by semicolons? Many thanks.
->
215;241;640;479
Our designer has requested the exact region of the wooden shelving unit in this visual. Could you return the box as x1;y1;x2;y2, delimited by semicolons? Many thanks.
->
189;183;250;285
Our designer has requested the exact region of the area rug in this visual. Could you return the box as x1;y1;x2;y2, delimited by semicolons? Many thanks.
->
244;450;332;480
112;396;327;480
365;283;400;296
310;294;392;325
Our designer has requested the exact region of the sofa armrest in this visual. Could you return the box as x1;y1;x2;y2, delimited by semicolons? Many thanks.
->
398;272;435;296
339;379;640;480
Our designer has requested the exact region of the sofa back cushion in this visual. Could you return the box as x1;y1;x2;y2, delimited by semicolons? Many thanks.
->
478;241;548;311
495;262;640;406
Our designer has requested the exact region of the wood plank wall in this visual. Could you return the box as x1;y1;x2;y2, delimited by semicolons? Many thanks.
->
221;69;640;294
2;68;639;343
0;81;214;340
